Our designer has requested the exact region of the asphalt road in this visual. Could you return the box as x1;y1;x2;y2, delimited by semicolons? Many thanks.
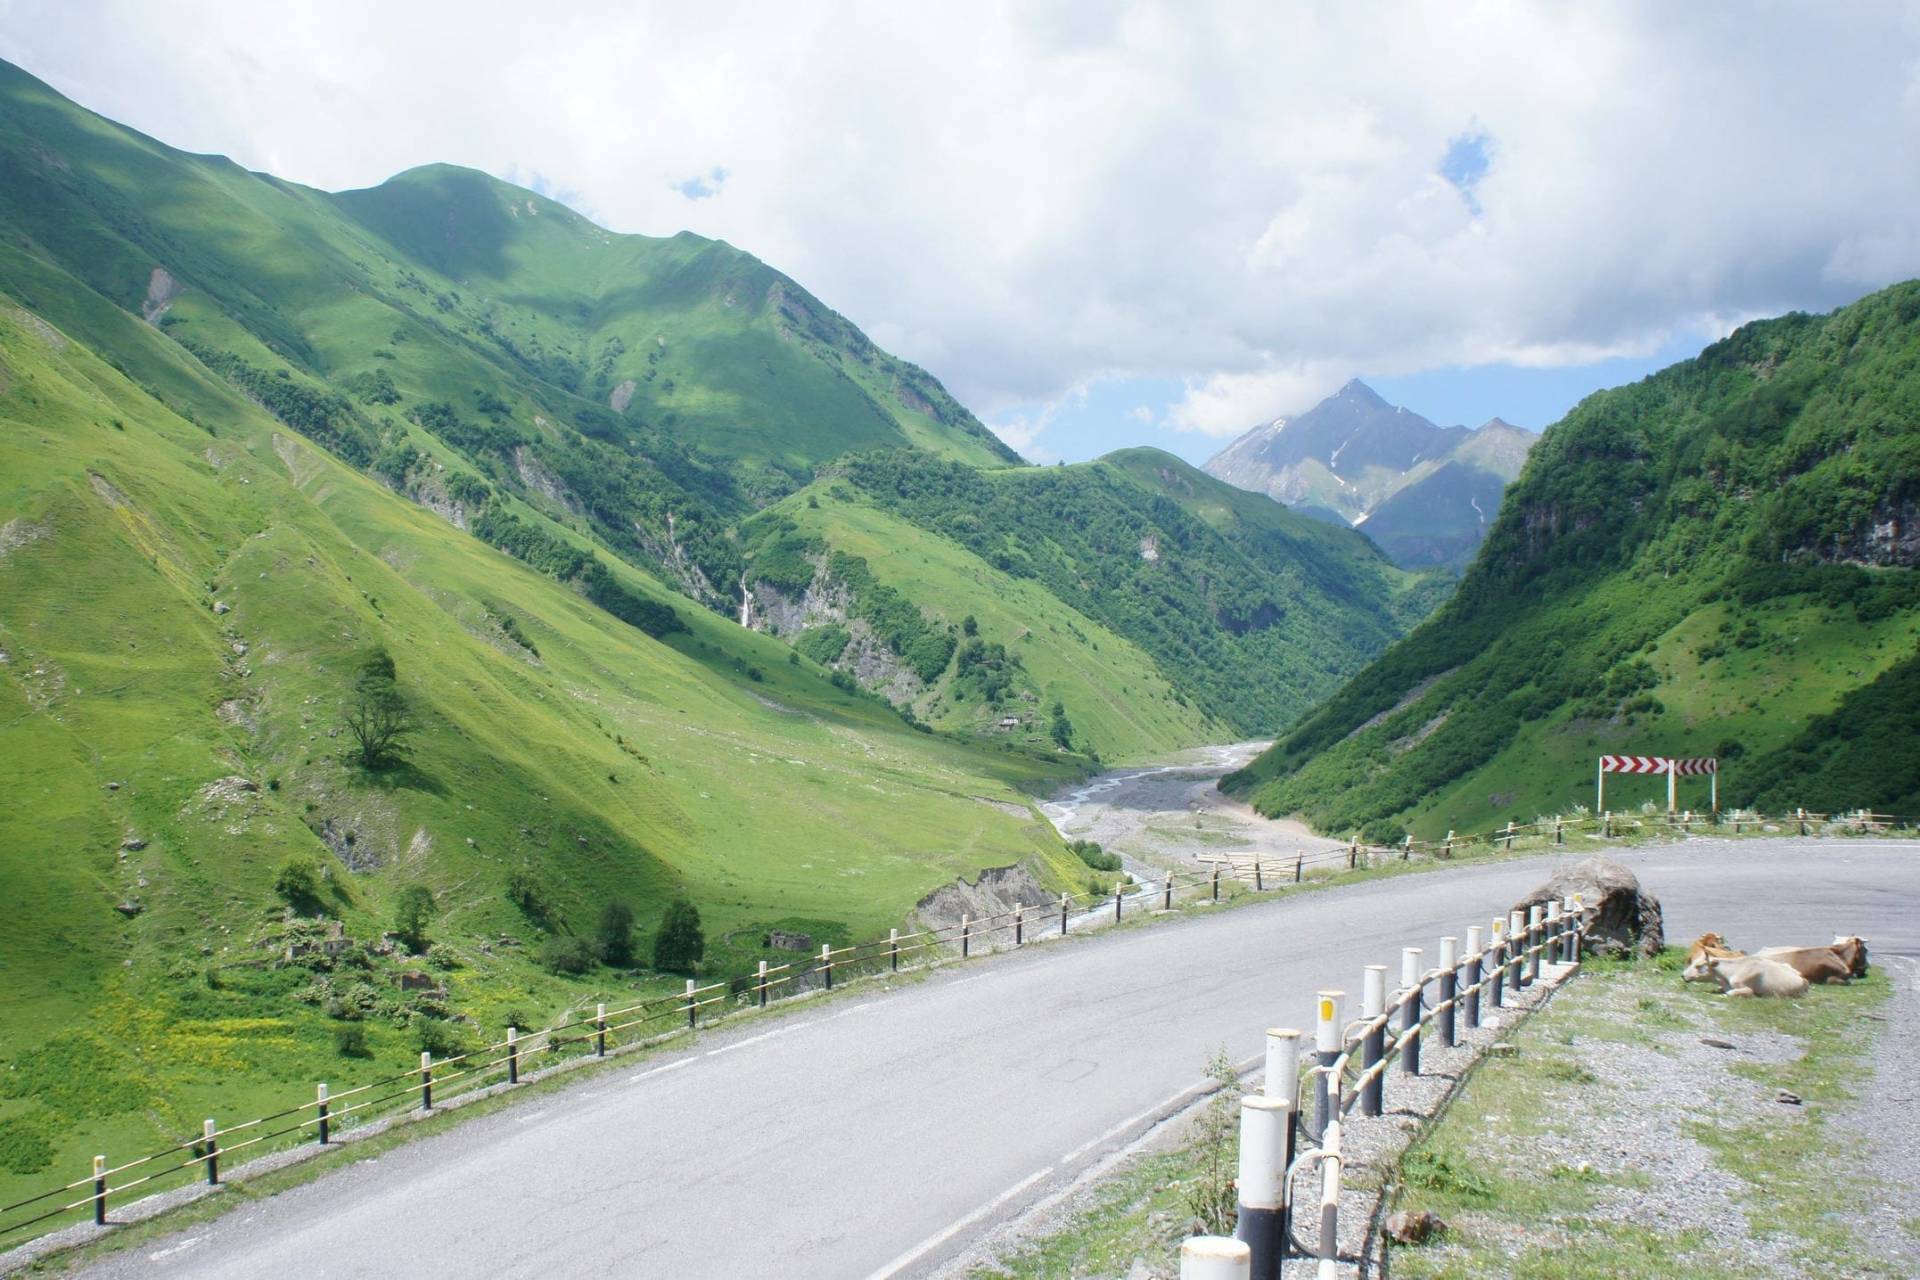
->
75;838;1920;1279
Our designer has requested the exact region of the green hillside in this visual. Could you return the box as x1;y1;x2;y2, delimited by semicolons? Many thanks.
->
0;266;1082;1208
0;58;1012;611
1225;282;1920;837
734;448;1437;760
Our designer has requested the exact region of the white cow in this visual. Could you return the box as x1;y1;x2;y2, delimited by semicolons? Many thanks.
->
1699;954;1809;998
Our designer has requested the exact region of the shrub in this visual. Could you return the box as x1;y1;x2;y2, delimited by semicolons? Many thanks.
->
1068;840;1121;872
539;935;598;975
0;1115;55;1175
333;1024;370;1058
414;1017;471;1058
653;897;705;974
273;856;323;913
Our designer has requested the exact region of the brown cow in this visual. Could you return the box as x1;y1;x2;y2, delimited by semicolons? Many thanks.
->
1829;936;1871;978
1754;946;1853;985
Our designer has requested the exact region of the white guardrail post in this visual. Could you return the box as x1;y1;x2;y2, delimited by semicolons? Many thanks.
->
1312;990;1344;1140
1234;1092;1292;1280
1437;936;1459;1048
1181;1235;1251;1279
1263;1025;1301;1253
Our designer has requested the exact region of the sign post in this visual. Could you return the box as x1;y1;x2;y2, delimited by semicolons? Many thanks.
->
1600;756;1717;816
1597;755;1670;814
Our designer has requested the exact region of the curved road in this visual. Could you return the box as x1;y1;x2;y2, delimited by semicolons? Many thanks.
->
77;838;1920;1279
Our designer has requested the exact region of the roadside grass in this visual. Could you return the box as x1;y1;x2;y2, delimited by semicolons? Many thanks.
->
1388;951;1894;1280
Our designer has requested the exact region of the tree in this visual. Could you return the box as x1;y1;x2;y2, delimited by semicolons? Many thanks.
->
961;614;978;637
596;901;636;968
393;884;436;954
1049;700;1075;750
652;897;705;974
344;648;414;769
273;856;323;913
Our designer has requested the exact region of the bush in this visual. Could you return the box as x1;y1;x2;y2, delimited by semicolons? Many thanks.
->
539;935;598;975
1068;840;1121;872
653;897;705;974
273;856;323;913
507;865;555;928
334;1024;370;1058
414;1017;471;1058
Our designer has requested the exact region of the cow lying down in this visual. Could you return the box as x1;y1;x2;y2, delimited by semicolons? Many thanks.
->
1695;954;1810;999
1682;933;1868;989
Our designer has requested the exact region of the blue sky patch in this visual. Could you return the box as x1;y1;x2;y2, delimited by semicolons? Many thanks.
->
1439;130;1493;213
673;166;730;200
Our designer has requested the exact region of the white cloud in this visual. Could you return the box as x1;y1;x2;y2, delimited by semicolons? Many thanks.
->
5;1;1919;442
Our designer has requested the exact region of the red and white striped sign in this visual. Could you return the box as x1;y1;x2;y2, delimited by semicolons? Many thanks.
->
1671;757;1717;776
1598;755;1669;774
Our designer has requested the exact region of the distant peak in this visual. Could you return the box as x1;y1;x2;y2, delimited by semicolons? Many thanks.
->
1477;417;1528;434
1337;378;1385;404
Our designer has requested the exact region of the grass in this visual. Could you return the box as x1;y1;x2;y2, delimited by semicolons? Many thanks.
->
1388;951;1897;1279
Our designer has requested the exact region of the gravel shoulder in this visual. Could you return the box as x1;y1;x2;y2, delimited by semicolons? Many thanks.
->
1388;951;1912;1279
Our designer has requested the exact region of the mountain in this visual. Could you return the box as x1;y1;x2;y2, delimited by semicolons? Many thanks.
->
734;448;1443;759
0;54;1452;1192
1223;282;1920;840
1203;381;1537;569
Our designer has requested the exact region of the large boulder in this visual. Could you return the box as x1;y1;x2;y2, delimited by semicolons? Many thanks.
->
1512;856;1663;958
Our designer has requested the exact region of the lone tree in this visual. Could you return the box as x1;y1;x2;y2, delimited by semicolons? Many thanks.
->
596;901;636;968
652;897;704;974
273;856;323;914
344;647;414;769
1049;699;1075;750
393;883;436;954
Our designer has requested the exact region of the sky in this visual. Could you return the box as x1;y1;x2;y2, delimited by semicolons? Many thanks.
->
3;2;1918;465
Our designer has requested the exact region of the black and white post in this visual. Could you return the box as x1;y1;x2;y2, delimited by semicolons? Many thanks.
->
1233;1092;1293;1280
1400;947;1423;1076
1312;990;1344;1140
1360;965;1387;1117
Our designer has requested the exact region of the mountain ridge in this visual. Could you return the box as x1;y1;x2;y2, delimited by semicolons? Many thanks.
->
1202;379;1536;569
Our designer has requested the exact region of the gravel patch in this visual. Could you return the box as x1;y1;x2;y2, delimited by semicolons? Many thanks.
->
1830;952;1920;1271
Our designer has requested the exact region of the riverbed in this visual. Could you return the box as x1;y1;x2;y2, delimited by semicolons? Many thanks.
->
1039;740;1346;873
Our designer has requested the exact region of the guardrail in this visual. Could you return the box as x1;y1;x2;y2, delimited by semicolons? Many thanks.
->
0;804;1904;1254
1183;897;1596;1280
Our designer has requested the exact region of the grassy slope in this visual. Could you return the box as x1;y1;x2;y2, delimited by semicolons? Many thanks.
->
763;448;1431;749
1226;284;1920;839
771;488;1226;761
0;293;1081;1205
